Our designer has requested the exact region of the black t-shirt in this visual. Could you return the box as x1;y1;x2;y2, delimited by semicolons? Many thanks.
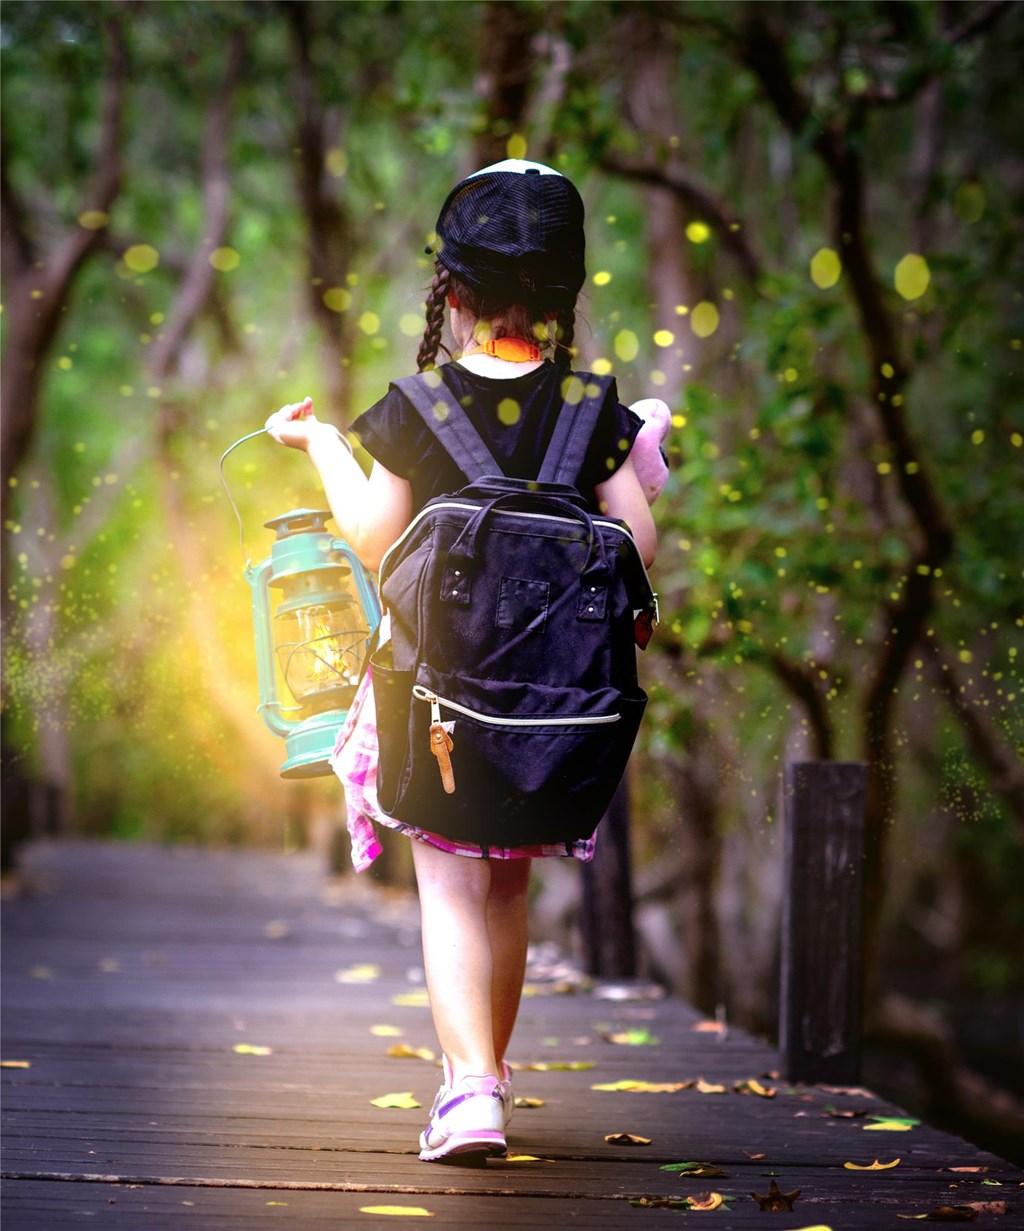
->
350;362;641;515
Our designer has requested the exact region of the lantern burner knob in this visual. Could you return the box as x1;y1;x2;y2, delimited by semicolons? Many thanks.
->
264;508;333;539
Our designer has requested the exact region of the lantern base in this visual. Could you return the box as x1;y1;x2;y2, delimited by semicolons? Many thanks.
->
279;709;348;779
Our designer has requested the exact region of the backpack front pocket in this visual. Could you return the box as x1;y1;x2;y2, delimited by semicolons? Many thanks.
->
399;670;646;846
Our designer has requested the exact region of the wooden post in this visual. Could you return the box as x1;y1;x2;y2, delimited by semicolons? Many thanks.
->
580;777;637;978
780;760;867;1085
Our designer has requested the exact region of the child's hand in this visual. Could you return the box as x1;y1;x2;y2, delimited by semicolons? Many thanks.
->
264;397;330;451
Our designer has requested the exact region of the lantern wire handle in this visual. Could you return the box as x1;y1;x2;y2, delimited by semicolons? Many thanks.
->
218;428;270;568
218;424;356;568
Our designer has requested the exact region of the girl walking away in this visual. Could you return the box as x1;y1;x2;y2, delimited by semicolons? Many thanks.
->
265;159;661;1164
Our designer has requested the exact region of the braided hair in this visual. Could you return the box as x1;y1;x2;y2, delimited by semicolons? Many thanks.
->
416;259;578;371
416;263;452;372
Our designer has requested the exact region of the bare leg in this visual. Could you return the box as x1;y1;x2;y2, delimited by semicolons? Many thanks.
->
487;857;531;1065
410;842;531;1082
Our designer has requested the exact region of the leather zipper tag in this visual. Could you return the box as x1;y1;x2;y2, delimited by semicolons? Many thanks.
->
429;723;456;794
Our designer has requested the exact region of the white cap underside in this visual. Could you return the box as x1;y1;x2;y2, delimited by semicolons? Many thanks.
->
468;159;563;178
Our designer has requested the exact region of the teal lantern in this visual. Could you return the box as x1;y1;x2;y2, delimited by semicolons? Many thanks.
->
247;508;381;778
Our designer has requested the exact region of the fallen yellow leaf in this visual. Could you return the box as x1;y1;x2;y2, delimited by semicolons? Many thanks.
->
336;963;381;983
735;1078;776;1097
844;1158;901;1170
863;1120;913;1131
359;1206;434;1217
233;1043;273;1056
0;1060;31;1069
592;1079;688;1093
513;1096;545;1108
688;1192;724;1210
391;991;431;1007
387;1044;436;1061
504;1153;555;1163
370;1025;404;1037
370;1091;421;1110
692;1020;726;1033
604;1132;652;1145
695;1078;727;1094
513;1060;595;1071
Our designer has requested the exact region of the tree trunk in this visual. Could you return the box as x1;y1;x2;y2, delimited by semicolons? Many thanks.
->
0;17;127;868
472;1;538;167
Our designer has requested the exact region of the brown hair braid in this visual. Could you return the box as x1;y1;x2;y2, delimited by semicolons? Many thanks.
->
553;305;576;364
417;263;451;371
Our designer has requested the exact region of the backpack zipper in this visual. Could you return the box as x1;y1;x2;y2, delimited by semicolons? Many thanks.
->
412;685;621;728
378;501;655;598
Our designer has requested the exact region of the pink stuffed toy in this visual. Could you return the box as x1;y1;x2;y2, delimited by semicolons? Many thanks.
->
629;398;671;505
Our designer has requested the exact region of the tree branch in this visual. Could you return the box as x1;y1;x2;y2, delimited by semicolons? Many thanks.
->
766;652;835;761
600;152;765;286
149;29;246;388
1;14;128;543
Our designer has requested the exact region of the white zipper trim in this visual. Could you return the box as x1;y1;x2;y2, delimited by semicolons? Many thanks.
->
412;685;621;728
379;500;655;600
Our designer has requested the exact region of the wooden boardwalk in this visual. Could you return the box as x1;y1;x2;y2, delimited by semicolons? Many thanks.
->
2;841;1020;1229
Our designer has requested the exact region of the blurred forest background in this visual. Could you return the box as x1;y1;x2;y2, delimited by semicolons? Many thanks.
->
2;0;1022;1159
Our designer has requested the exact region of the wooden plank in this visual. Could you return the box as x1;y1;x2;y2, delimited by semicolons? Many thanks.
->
2;838;1020;1231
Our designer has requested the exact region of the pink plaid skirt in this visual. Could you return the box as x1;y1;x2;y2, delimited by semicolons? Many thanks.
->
330;668;597;873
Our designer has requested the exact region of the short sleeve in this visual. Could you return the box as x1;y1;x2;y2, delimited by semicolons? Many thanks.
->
578;380;642;492
350;384;432;480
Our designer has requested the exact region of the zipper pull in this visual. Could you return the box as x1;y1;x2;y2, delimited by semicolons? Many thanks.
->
429;721;456;794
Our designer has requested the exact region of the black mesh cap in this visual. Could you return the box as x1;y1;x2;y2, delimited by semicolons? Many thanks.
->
429;159;586;304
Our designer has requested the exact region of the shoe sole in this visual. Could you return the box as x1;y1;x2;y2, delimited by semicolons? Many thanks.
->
419;1129;506;1163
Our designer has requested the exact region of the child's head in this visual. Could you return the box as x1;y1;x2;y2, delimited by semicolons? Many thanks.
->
418;159;586;371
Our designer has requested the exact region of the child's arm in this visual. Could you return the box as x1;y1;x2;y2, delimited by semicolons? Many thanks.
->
266;398;412;572
596;456;657;568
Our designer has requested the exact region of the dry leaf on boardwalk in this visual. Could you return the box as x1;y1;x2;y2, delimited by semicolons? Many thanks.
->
864;1115;919;1131
359;1206;434;1217
734;1078;776;1097
629;1197;691;1211
391;991;430;1007
844;1157;901;1170
661;1162;728;1177
591;1078;689;1092
370;1091;421;1109
386;1044;436;1061
370;1024;404;1037
751;1179;801;1211
604;1132;652;1145
513;1059;594;1071
600;1027;661;1046
513;1096;545;1108
232;1043;272;1056
695;1078;727;1094
0;1060;31;1069
688;1192;725;1210
896;1207;979;1222
336;963;381;983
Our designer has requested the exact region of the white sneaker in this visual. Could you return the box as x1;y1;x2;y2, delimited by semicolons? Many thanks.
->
418;1067;508;1162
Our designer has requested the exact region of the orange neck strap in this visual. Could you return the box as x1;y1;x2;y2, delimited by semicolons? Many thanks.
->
463;337;542;363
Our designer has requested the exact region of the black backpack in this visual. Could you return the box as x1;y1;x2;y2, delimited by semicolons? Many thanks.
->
370;370;657;849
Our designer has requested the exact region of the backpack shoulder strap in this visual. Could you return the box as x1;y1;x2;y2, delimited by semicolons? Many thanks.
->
393;372;500;483
537;372;615;487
